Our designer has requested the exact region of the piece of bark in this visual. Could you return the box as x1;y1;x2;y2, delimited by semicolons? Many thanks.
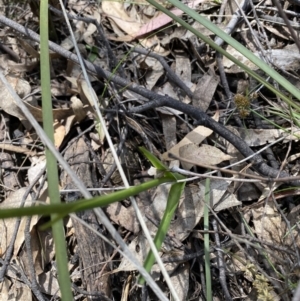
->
60;137;112;300
0;116;19;198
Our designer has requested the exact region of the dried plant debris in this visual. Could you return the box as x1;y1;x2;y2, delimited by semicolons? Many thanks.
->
1;0;300;300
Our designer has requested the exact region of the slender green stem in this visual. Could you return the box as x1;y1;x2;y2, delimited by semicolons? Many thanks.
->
40;1;73;300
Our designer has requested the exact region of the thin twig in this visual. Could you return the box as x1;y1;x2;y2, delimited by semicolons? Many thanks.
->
272;0;300;52
132;47;193;99
0;142;36;155
212;218;232;301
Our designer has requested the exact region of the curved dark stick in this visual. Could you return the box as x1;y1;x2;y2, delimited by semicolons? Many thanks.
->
0;15;298;186
129;97;299;185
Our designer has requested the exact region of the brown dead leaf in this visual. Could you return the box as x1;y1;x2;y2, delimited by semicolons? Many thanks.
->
102;0;183;55
223;45;257;73
102;1;143;39
179;143;232;170
169;262;190;301
162;111;219;161
106;202;139;234
198;178;241;211
225;46;300;73
24;101;74;122
17;225;54;281
237;128;282;147
252;203;282;259
264;25;291;41
137;56;164;90
77;79;104;108
76;80;106;144
116;234;179;280
38;271;60;296
0;278;10;301
213;194;241;211
162;114;177;150
117;182;175;273
18;38;39;58
27;157;46;186
0;54;38;73
65;76;78;91
134;0;204;40
70;95;86;122
0;188;38;257
160;82;182;101
169;55;195;103
53;121;66;148
175;56;191;83
0;74;31;128
193;73;219;112
116;235;161;272
60;31;82;51
82;10;101;45
7;59;38;73
6;280;32;301
50;79;71;97
253;204;279;235
64;115;77;137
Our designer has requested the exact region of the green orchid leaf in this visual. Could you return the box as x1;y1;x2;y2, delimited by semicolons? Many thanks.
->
139;146;168;171
0;176;175;220
138;172;186;284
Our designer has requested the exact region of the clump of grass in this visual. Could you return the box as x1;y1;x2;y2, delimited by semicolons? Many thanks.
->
241;262;274;301
234;93;251;118
253;274;274;301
